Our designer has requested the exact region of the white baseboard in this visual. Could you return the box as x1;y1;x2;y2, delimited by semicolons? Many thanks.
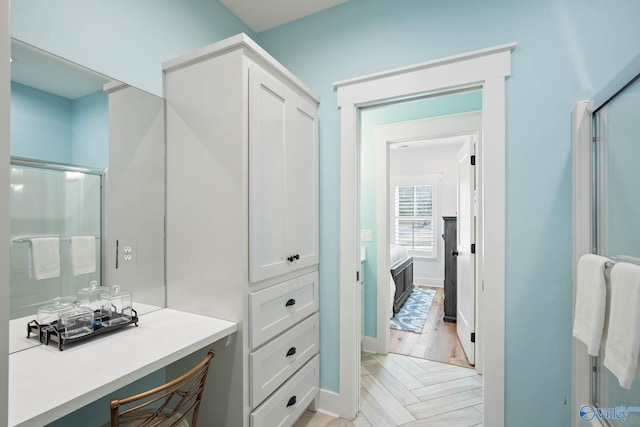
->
317;389;355;420
362;336;385;354
415;276;444;287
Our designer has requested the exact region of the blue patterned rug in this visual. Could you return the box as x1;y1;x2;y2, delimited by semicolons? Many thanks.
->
390;288;436;333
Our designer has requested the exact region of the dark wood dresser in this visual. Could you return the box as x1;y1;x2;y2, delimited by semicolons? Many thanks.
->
442;216;457;322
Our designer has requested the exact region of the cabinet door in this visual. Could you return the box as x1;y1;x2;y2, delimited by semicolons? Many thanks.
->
249;65;290;283
285;96;319;271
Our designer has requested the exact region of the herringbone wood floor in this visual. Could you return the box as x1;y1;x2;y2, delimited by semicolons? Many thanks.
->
294;352;483;427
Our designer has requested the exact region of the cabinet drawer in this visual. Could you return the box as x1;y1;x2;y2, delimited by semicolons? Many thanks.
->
250;313;319;407
250;355;319;427
249;272;318;349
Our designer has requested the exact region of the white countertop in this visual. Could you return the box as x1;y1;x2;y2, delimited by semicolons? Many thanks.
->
8;307;238;427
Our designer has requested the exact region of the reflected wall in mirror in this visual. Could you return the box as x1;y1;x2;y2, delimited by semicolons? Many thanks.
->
9;39;166;352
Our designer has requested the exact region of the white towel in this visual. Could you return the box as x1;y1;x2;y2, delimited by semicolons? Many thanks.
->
70;236;96;276
604;262;640;389
573;254;608;356
28;237;60;280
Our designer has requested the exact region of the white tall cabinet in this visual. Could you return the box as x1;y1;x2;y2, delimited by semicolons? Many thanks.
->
163;34;319;427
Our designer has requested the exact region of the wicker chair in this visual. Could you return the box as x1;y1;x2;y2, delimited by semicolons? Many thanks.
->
109;349;215;427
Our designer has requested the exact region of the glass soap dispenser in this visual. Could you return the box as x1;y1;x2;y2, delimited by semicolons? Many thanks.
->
100;285;132;327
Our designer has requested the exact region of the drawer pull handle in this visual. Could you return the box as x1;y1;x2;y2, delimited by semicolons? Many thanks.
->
287;396;297;408
286;347;297;357
285;298;296;307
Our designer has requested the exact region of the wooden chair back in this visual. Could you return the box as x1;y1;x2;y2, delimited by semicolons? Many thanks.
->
110;349;215;427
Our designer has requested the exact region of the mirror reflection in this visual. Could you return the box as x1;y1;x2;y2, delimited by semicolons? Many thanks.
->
9;39;166;353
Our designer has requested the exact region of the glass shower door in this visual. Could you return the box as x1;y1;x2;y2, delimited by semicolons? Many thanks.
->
10;160;102;320
592;74;640;426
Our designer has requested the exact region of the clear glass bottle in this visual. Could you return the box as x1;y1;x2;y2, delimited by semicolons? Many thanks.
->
37;297;72;328
100;285;132;327
77;280;104;321
59;302;93;339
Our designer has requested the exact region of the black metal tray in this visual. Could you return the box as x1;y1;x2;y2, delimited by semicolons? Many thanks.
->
27;308;138;351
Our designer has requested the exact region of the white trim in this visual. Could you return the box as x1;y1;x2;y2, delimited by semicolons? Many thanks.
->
362;336;384;354
374;113;481;356
572;100;597;427
334;43;514;424
415;278;444;287
334;43;516;90
162;33;319;103
337;104;360;419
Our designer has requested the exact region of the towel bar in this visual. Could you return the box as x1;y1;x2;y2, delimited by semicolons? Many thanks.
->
11;236;100;244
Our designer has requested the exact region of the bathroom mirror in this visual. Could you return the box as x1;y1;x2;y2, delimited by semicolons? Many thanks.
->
9;39;166;352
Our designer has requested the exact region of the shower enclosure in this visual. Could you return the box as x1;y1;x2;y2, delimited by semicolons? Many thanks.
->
573;69;640;426
590;74;640;426
10;157;102;320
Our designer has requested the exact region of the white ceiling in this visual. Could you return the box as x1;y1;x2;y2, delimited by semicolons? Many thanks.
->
220;0;349;33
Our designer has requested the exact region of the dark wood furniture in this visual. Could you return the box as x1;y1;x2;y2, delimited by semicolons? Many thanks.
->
443;216;457;322
391;256;414;314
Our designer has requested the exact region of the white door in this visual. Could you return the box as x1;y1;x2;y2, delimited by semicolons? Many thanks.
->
456;138;476;364
249;65;289;283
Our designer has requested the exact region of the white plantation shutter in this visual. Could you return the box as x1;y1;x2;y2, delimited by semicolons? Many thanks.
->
394;185;435;253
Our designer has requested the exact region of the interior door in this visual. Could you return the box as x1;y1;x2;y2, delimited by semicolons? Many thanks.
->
456;138;476;364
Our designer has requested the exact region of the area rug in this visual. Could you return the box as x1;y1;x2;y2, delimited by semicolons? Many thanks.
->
390;288;436;333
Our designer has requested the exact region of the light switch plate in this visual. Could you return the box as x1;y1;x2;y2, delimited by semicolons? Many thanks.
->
361;229;373;242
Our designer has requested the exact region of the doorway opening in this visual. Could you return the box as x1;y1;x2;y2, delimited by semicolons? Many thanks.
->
359;93;482;373
332;42;514;426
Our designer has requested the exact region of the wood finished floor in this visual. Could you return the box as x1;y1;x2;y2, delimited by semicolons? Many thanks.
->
390;286;472;369
294;352;483;427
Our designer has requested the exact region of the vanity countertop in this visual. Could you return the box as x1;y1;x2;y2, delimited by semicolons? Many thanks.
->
8;307;238;427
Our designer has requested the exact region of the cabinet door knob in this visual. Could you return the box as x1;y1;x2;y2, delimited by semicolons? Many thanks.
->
285;298;296;307
287;256;295;262
451;250;459;256
287;395;297;408
294;254;300;260
286;347;297;357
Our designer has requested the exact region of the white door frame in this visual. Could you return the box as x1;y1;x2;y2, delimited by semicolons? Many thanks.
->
332;42;515;426
368;112;482;368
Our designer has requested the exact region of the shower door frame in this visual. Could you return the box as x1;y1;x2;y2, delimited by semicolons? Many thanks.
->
10;155;106;289
572;70;640;426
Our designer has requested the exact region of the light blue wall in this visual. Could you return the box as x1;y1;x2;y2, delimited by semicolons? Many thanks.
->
10;82;72;163
255;1;640;425
11;82;109;168
360;91;482;337
71;90;109;169
11;0;256;97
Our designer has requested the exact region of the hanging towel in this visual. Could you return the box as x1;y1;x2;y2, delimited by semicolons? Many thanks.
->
604;262;640;389
28;237;60;280
573;253;609;356
70;236;96;276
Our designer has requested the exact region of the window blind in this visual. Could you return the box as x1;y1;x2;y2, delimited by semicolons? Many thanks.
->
394;185;434;252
